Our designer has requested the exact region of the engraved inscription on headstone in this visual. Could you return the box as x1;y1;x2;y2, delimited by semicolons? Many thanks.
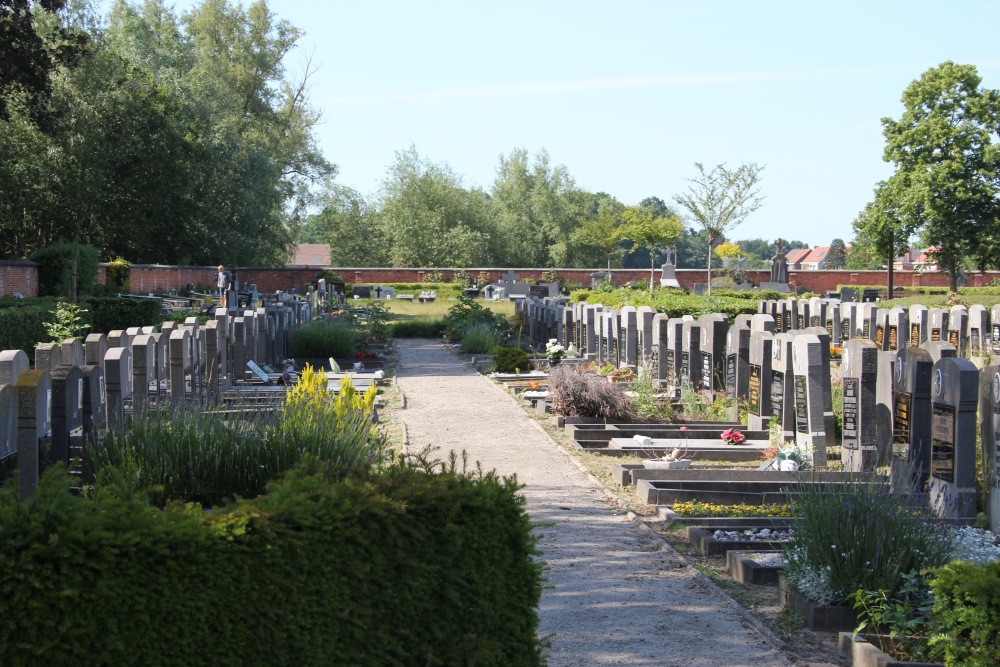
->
893;390;911;459
725;355;736;398
842;377;859;444
794;375;809;434
932;402;955;483
748;365;761;414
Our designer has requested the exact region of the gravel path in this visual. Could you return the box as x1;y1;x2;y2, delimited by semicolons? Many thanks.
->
392;340;793;667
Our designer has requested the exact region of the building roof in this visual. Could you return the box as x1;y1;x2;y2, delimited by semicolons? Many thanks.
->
800;246;830;266
785;248;811;265
287;243;331;267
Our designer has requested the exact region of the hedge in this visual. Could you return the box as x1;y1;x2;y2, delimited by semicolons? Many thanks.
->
29;243;100;298
929;559;1000;667
0;462;545;666
85;296;162;333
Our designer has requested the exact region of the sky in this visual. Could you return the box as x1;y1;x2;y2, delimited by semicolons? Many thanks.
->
137;1;1000;248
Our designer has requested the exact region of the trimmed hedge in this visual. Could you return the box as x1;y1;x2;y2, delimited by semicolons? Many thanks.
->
29;242;100;298
290;319;361;358
390;318;446;338
85;296;162;333
0;462;545;666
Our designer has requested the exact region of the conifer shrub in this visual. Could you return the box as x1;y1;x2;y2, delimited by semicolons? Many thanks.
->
492;346;530;373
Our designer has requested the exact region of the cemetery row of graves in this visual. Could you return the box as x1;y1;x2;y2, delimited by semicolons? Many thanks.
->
0;294;546;666
490;293;1000;666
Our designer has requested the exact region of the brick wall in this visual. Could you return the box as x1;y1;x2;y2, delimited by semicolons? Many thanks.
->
0;261;39;297
95;264;996;296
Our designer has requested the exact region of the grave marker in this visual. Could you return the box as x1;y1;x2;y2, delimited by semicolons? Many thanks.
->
929;357;978;520
747;331;774;432
969;304;988;359
981;364;1000;532
892;348;933;482
928;308;948;343
771;333;797;443
840;339;879;471
698;314;729;392
16;370;51;498
0;350;30;386
725;322;751;402
680;321;702;390
49;364;84;467
791;334;829;468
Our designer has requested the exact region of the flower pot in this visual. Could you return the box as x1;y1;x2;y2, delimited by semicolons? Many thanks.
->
642;459;693;470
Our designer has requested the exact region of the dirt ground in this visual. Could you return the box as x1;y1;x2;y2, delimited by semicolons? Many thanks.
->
391;339;848;667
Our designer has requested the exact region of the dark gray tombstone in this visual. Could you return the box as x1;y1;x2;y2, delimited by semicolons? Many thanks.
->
929;357;978;520
637;306;655;360
840;339;879;472
857;303;877;341
169;329;191;404
876;349;900;469
81;365;105;450
791;334;828;468
16;370;51;498
620;307;638;367
980;365;1000;533
892;348;934;483
839;287;858;303
774;301;788;334
49;364;84;468
698;314;729;392
725;323;751;402
583;305;599;358
680;321;702;390
909;305;928;347
808;297;827;329
232;317;247;382
947;305;968;353
804;325;836;444
991;305;1000;355
651;314;667;383
0;384;16;464
104;348;132;427
0;349;30;386
352;285;372;299
771;333;796;443
131;335;156;404
969;304;989;359
607;309;620;367
747;331;774;432
840;303;858;344
663;317;685;396
796;300;810;331
825;302;842;344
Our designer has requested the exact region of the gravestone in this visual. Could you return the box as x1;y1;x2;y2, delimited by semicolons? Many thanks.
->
232;317;247;382
34;343;62;372
698;314;729;392
808;297;827;329
771;333;797;443
927;308;949;343
892;348;934;483
750;313;776;335
85;333;108;372
791;334;829;468
796;300;810;331
131;335;156;404
725;322;751;402
680;321;702;390
373;285;395;300
804;325;837;444
825;302;842;344
991;305;1000;355
980;364;1000;533
929;357;978;520
839;287;858;303
840;339;879;471
104;347;132;426
49;364;83;468
352;285;372;299
887;306;908;351
0;350;30;386
583;305;599;358
0;384;16;463
947;305;968;353
875;350;900;469
637;306;656;360
651;314;667;382
840;302;858;344
909;305;928;347
660;247;681;288
620;307;638;367
561;307;573;349
968;304;989;359
663;318;685;396
747;331;775;432
857;303;877;341
921;340;957;363
61;339;85;367
785;298;798;330
16;370;51;498
774;301;788;334
169;329;191;404
873;309;890;351
733;313;753;329
81;365;105;449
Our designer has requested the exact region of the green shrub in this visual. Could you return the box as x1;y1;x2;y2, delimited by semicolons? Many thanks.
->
0;460;545;666
84;296;162;333
462;323;499;354
442;296;508;342
389;319;445;338
569;288;591;303
290;319;361;359
492;346;530;373
106;257;131;292
30;242;100;298
929;560;1000;666
0;303;51;355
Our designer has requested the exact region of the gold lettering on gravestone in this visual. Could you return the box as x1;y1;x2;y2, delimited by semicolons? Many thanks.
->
665;350;675;384
842;319;851;342
748;364;761;414
911;323;921;347
948;330;959;347
888;325;898;351
776;315;783;333
931;329;941;342
875;325;884;348
971;328;980;353
680;352;690;386
893;390;912;459
797;314;804;329
702;352;713;391
862;321;871;339
794;375;809;434
825;321;833;336
931;403;956;483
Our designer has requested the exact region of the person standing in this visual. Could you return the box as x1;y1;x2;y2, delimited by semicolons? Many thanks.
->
217;265;231;307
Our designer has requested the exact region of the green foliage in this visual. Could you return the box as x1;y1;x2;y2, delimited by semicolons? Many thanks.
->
29;242;100;297
928;559;1000;666
290;320;362;359
676;384;733;422
388;319;445;338
356;300;389;345
0;302;51;355
617;205;684;295
851;571;935;662
441;296;508;343
783;471;954;605
491;346;530;374
578;287;758;319
85;296;162;333
632;357;670;421
569;288;591;303
105;257;131;291
462;323;499;354
43;300;88;342
0;460;545;666
452;269;473;287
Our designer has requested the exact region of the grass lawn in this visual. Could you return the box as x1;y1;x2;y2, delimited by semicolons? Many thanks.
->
883;293;1000;308
384;297;515;321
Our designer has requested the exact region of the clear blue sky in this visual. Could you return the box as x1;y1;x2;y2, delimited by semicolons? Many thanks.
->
171;1;1000;247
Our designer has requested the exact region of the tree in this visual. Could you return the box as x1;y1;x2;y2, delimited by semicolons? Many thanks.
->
674;162;765;295
850;176;913;290
880;61;1000;291
300;184;389;266
616;205;683;295
826;238;847;270
570;195;625;272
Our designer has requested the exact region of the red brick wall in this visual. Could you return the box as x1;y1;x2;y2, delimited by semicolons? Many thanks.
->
101;264;994;296
0;261;39;297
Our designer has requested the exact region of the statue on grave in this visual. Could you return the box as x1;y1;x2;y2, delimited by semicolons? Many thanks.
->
770;238;788;284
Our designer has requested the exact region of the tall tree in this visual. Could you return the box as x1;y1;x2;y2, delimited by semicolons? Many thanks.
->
826;238;847;270
673;162;765;295
616;205;683;295
850;176;912;288
570;194;625;272
300;184;389;266
880;61;1000;291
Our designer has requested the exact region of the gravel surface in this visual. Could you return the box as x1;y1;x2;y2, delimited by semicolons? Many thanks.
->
392;339;794;667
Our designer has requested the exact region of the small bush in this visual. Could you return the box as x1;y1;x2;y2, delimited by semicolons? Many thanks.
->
30;242;100;298
492;346;530;373
929;560;1000;666
290;319;361;359
547;365;636;420
85;296;162;333
462;323;498;354
105;258;131;292
442;296;508;342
